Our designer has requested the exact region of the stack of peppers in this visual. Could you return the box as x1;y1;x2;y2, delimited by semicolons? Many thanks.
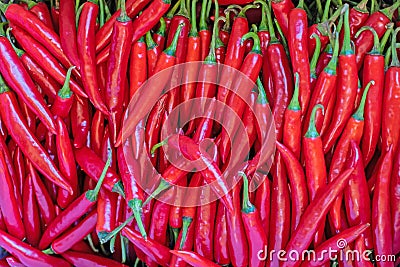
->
0;0;398;266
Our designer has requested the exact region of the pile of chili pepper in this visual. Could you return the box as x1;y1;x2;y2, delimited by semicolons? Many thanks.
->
0;0;399;266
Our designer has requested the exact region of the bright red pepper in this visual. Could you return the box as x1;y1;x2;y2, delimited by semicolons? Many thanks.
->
62;250;128;267
271;0;294;37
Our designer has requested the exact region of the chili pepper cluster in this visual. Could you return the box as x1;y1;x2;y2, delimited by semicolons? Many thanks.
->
0;0;399;265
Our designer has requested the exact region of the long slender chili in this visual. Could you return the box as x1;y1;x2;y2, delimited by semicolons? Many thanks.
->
288;0;310;114
170;250;220;267
322;6;358;153
51;67;75;119
70;95;90;149
130;36;147;97
38;156;111;250
105;0;133;144
59;0;80;69
281;168;354;267
145;33;158;78
0;74;72;194
391;144;400;256
62;250;128;267
270;0;294;37
77;0;108;115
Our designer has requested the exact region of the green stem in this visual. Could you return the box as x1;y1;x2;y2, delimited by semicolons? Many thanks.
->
199;0;208;31
0;2;9;14
58;66;75;99
204;0;221;64
265;0;277;43
238;172;255;213
355;26;380;55
241;32;261;54
75;0;80;13
390;28;400;67
0;73;9;94
145;32;156;50
206;0;212;21
164;23;184;56
274;18;289;57
0;22;8;37
305;104;324;138
256;77;268;104
167;0;181;19
103;0;111;21
186;0;191;18
171;228;179;244
321;0;332;21
85;154;112;202
325;32;339;75
86;234;99;253
6;28;24;57
352;80;374;121
76;4;84;28
315;0;323;19
117;0;130;22
109;234;117;253
341;4;352;55
20;0;37;9
179;217;193;249
176;0;189;18
379;1;400;20
288;73;301;111
222;8;237;32
384;41;392;69
128;198;147;239
120;235;128;263
150;137;169;156
254;0;268;31
99;0;105;26
189;0;198;37
380;23;394;54
156;17;167;37
354;0;369;13
237;4;258;18
310;34;322;79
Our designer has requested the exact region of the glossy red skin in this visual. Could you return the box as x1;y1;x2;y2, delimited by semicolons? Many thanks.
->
199;30;212;61
147;201;170;258
288;7;310;113
372;147;394;267
0;36;56;133
12;148;25;209
302;224;370;267
218;0;252;4
320;90;335;137
315;50;332;76
0;90;71;194
30;166;56;229
0;150;25;240
277;142;309;232
56;118;79;209
146;41;160;77
130;39;147;97
71;95;90;149
271;0;294;37
0;229;71;267
269;42;294;141
12;26;87;98
4;4;73;70
91;110;106;156
282;169;353;267
354;11;391;69
59;0;79;69
391;147;400;255
51;92;74;119
254;176;271;234
171;251;220;267
21;53;58;101
242;92;257;149
169;216;197;267
167;15;190;64
303;71;337;135
122;226;171;267
217;16;248;105
95;0;150;53
226;181;248;267
382;66;400;155
74;146;122;193
51;210;97;254
169;177;186;229
213;203;230;265
30;2;54;31
344;142;373;249
322;54;358;153
283;103;301;159
97;188;117;235
361;54;384;165
62;250;128;267
0;136;18;204
153;32;166;51
22;174;41;247
308;24;330;56
77;2;108;114
266;154;291;267
215;46;226;64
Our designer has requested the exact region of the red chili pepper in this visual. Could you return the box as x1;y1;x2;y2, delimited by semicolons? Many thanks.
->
344;141;373;249
391;145;400;256
0;229;71;267
302;223;370;267
0;149;25;241
90;110;106;156
169;177;186;236
145;33;159;78
106;1;133;144
30;165;56;229
130;36;147;97
44;210;98;254
0;31;57;134
24;0;54;31
283;72;301;158
0;135;18;206
77;0;108;115
122;226;171;267
266;154;290;267
213;203;230;266
254;172;271;236
170;250;220;267
239;172;268;267
38;156;111;250
372;146;394;267
382;28;400;155
315;43;333;76
147;201;170;256
48;67;74;120
0;75;72;195
74;146;124;195
348;0;369;38
59;0;80;69
322;7;358;153
281;168;354;267
71;95;91;149
270;0;294;38
0;2;75;72
328;80;373;234
62;250;128;267
153;17;167;50
288;0;310;114
10;26;87;98
55;117;79;209
354;2;399;69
